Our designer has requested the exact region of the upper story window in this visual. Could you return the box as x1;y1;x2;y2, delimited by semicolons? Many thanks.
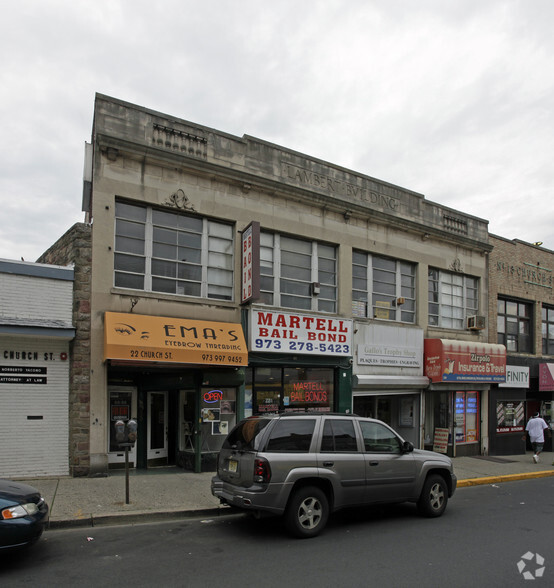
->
114;201;233;300
428;269;478;329
352;251;416;323
542;306;554;355
259;233;336;313
497;298;532;353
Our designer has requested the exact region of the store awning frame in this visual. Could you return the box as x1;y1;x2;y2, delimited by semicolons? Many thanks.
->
353;375;430;391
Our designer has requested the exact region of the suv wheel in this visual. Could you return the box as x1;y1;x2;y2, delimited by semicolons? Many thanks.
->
417;474;447;517
285;486;329;538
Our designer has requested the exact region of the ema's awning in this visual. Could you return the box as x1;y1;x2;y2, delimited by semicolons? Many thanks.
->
104;312;248;366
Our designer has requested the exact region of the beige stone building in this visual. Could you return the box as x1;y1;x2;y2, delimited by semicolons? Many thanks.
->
42;94;506;474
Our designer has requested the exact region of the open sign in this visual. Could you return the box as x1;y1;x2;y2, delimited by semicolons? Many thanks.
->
203;390;223;403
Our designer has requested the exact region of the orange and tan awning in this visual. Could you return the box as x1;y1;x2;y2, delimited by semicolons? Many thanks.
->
104;312;248;366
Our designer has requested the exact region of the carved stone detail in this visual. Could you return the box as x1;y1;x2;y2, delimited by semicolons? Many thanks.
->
450;258;463;272
152;123;207;159
163;189;196;212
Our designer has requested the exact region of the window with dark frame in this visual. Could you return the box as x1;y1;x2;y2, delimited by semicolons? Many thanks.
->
497;298;532;353
542;306;554;355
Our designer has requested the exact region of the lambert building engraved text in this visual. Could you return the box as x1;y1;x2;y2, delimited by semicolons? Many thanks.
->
282;162;399;211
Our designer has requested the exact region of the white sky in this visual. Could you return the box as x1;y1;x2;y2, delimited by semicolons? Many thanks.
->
1;0;553;261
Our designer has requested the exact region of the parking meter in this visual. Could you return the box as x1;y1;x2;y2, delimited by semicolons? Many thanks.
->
115;420;126;444
127;419;138;445
114;419;138;446
114;418;138;505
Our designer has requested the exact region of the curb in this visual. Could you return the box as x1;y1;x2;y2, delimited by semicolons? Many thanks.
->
457;470;554;488
48;506;235;530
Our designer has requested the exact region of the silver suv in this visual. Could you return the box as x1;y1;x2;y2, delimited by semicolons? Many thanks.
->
211;413;456;538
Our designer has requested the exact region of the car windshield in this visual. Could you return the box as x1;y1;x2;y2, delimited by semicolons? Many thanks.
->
223;418;272;451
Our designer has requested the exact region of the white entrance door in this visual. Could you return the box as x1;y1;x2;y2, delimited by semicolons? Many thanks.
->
147;391;168;464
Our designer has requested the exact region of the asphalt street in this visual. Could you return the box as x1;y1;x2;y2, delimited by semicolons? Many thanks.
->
2;477;553;588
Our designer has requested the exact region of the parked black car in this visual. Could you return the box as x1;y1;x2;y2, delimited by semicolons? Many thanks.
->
0;479;49;550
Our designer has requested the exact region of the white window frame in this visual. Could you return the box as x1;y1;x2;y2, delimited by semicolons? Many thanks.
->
114;201;234;301
428;269;478;329
352;251;416;323
259;232;337;313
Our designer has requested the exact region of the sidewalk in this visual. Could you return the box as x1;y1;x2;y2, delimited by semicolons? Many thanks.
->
17;452;554;530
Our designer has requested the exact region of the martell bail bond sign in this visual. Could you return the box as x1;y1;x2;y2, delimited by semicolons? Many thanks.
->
104;312;248;366
250;309;352;356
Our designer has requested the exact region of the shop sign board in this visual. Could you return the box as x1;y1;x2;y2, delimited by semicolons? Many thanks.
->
539;363;554;391
424;339;506;383
250;309;352;356
356;323;423;368
104;312;248;366
241;221;260;304
433;428;449;453
499;365;530;388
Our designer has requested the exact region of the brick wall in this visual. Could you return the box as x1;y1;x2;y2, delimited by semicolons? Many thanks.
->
37;223;92;476
488;235;554;353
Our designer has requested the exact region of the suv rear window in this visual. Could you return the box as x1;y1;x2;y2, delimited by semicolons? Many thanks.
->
265;419;315;452
223;418;272;451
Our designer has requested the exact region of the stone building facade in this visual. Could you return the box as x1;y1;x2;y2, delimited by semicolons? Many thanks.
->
37;223;92;475
61;93;502;475
24;94;516;476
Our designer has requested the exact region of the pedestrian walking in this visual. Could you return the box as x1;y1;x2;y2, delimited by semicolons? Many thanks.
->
523;413;551;463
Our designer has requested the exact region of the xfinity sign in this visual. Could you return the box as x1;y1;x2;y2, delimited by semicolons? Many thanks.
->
499;365;529;388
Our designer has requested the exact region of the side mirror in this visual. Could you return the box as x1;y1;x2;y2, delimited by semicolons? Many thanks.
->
402;441;414;453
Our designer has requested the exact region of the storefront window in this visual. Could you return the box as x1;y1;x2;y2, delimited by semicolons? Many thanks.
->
199;387;237;452
253;367;282;414
455;391;479;443
283;367;333;412
496;401;525;433
249;367;334;414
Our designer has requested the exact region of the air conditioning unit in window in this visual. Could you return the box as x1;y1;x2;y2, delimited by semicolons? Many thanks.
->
467;315;486;330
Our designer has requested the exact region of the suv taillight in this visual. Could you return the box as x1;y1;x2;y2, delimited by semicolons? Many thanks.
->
254;457;271;483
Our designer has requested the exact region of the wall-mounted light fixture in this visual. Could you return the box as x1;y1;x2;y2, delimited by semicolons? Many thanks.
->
422;233;430;241
344;210;352;221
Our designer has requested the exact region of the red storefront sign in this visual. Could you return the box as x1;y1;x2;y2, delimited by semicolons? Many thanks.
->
539;363;554;391
424;339;506;383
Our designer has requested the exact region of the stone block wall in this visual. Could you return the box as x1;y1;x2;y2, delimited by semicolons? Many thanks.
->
37;223;92;476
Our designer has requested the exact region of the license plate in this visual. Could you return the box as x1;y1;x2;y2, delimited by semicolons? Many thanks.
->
228;459;238;473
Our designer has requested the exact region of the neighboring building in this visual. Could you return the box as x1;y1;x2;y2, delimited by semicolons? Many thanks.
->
37;223;92;476
40;94;503;475
487;235;554;455
0;259;75;477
